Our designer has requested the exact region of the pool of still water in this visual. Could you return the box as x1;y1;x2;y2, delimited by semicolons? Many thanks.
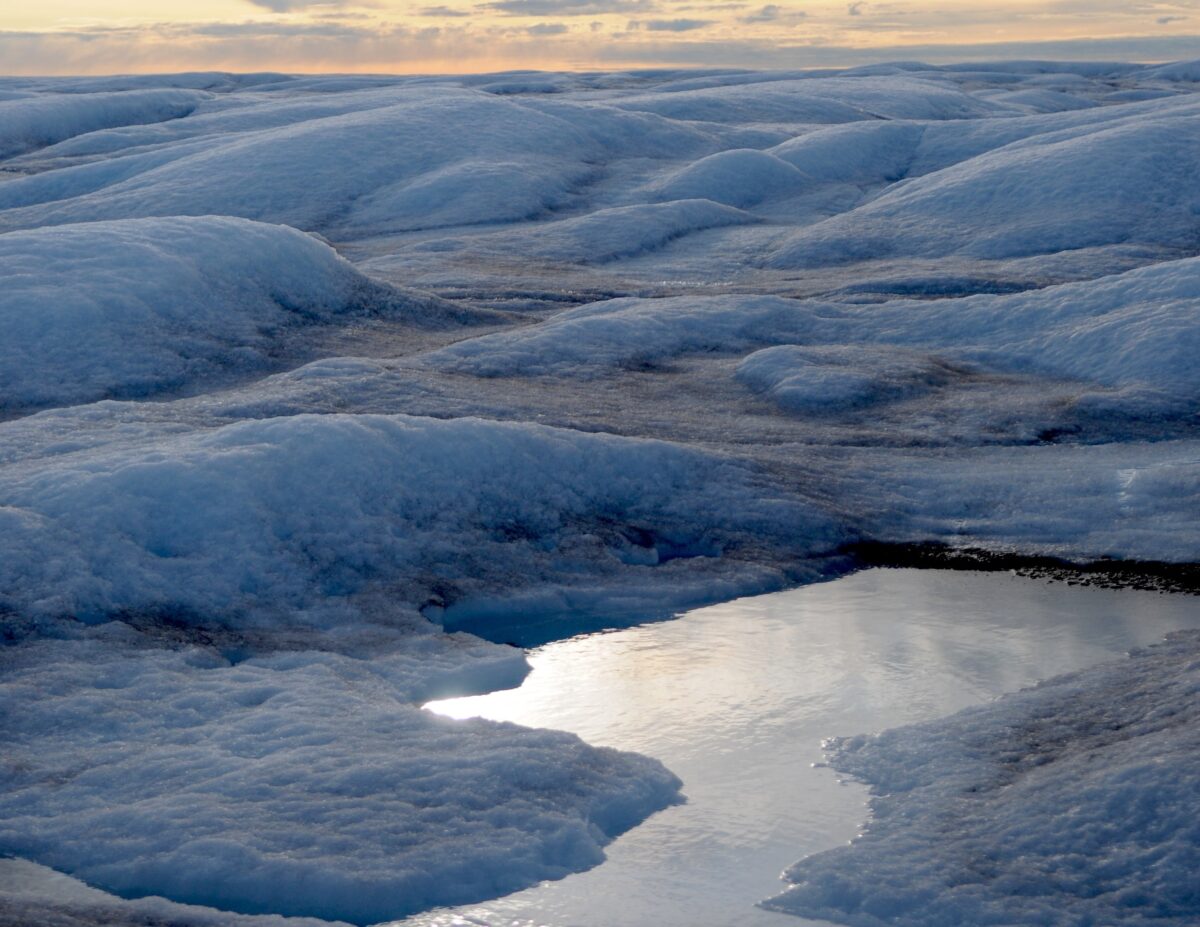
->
406;568;1200;927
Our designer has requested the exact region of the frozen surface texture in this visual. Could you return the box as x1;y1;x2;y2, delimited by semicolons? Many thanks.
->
0;412;832;627
0;217;459;412
3;60;1200;925
0;89;206;158
766;632;1200;926
0;629;680;924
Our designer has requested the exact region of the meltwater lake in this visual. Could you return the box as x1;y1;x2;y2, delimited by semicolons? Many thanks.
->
411;568;1200;927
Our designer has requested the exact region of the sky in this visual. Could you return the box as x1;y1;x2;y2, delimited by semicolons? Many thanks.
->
1;1;1198;75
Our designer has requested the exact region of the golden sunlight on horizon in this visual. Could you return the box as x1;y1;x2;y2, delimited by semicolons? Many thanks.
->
1;0;1198;74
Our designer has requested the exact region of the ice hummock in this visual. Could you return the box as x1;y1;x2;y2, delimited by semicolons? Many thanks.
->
3;59;1200;925
765;631;1200;927
0;217;474;414
0;624;681;924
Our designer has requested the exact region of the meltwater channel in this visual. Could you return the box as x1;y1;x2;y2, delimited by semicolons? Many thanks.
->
407;568;1200;927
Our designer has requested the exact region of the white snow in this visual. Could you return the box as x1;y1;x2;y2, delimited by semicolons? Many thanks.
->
415;198;758;264
769;101;1200;265
0;627;679;924
0;216;457;412
766;631;1200;926
0;412;834;628
425;294;828;376
0;89;207;159
3;60;1200;925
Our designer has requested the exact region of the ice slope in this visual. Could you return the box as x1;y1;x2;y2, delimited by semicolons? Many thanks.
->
840;439;1200;563
0;89;208;159
3;61;1200;925
4;88;420;163
767;121;924;188
0;90;734;238
0;217;460;413
612;76;1004;123
425;295;832;377
415;199;758;264
854;257;1200;412
0;627;680;924
766;631;1200;926
0;412;835;628
0;858;348;927
735;257;1200;416
769;103;1200;265
430;256;1200;412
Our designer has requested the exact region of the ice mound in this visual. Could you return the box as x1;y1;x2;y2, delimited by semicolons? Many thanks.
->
0;412;834;628
828;257;1200;413
765;631;1200;926
416;199;757;263
768;121;924;188
0;89;721;238
0;627;680;924
427;294;837;377
850;439;1200;563
648;150;808;207
0;89;207;159
0;217;454;414
613;77;1000;124
736;345;957;412
770;105;1200;265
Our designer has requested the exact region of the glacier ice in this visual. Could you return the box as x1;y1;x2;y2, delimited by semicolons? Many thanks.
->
765;632;1200;926
0;216;470;413
2;59;1200;925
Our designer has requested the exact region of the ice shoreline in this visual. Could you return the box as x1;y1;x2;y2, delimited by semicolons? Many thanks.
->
4;59;1200;925
9;566;1200;927
767;626;1200;926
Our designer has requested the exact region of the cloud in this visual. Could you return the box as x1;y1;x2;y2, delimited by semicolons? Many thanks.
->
2;18;1199;76
418;5;472;15
847;1;866;15
244;0;352;11
589;32;1200;68
740;4;780;22
526;21;569;33
626;17;707;30
639;17;714;30
187;20;373;38
1158;15;1187;24
738;4;805;24
480;0;655;15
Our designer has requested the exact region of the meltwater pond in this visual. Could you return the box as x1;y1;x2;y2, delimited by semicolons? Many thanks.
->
411;568;1200;927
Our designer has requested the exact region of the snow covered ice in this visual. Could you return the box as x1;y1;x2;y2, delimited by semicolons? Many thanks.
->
765;631;1200;926
2;59;1200;925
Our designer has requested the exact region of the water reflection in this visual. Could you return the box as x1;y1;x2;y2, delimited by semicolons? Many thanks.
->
408;569;1200;927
